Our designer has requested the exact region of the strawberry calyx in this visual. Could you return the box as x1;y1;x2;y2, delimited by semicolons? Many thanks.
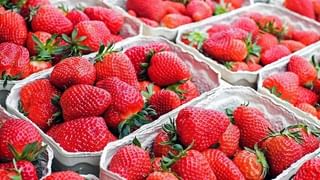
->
57;3;69;14
94;43;119;62
1;72;21;88
132;137;142;148
258;21;285;39
245;34;261;58
266;127;303;144
244;144;269;179
160;118;179;147
182;31;208;50
268;86;282;97
214;3;230;15
141;83;155;100
166;81;187;100
1;159;23;180
170;0;188;5
31;34;64;62
50;94;63;124
287;123;320;137
311;55;320;78
8;142;47;162
61;29;90;56
26;6;39;22
17;101;28;116
225;108;235;124
0;0;25;12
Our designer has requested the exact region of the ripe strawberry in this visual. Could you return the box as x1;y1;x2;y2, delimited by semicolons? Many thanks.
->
164;1;186;15
284;0;316;19
26;31;52;56
49;57;96;89
294;157;320;180
146;172;178;180
47;117;116;152
295;103;318;117
18;0;50;17
124;43;170;76
292;29;319;45
263;72;299;104
28;61;52;74
248;62;263;71
280;40;306;52
167;80;200;104
288;55;317;86
225;62;249;72
0;168;21;179
203;149;245;180
161;14;192;29
217;0;244;9
255;33;279;53
181;31;208;49
233;146;269;180
139;17;159;27
243;11;263;22
148;51;191;87
186;0;213;21
0;11;27;45
176;107;230;151
84;6;124;34
60;84;111;121
126;0;167;21
0;6;4;14
44;171;84;180
66;9;90;26
31;5;73;35
0;119;42;160
257;15;283;36
207;24;231;35
109;144;152;180
151;157;162;172
0;160;37;180
139;81;161;99
216;124;240;157
260;45;291;65
209;27;249;41
233;105;272;148
295;87;318;106
232;17;259;37
149;90;181;117
94;45;139;88
153;130;176;157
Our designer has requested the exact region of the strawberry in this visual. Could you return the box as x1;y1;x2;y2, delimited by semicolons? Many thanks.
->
31;5;73;35
146;172;178;180
139;81;161;99
284;0;316;19
292;29;319;45
60;84;111;121
149;90;181;117
0;11;27;45
295;103;318;117
176;107;230;151
124;43;170;76
26;31;52;56
216;124;240;157
161;14;192;28
139;17;159;27
255;33;279;53
28;61;52;74
225;62;249;72
126;0;167;22
153;130;176;157
108;144;152;180
233;146;269;180
94;45;139;88
84;6;124;34
207;24;231;35
243;12;263;22
280;40;306;53
217;0;244;9
232;17;259;37
0;160;37;180
164;1;186;15
248;62;263;71
260;45;291;65
167;80;200;104
186;0;213;21
257;15;283;36
288;55;317;86
148;51;191;87
294;157;320;180
128;10;137;16
181;31;208;49
49;57;96;89
0;168;21;180
44;171;84;180
47;117;116;152
66;9;90;26
263;72;299;104
295;87;318;106
233;105;272;149
151;157;162;172
0;119;42;160
209;27;249;41
203;149;245;180
0;6;4;14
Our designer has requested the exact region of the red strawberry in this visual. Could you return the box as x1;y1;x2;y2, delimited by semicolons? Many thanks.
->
139;17;159;27
126;0;167;21
148;51;191;87
280;40;306;52
181;31;208;49
233;105;272;149
255;33;279;53
151;157;162;172
84;6;124;34
109;144;152;180
257;15;283;35
94;45;139;88
26;31;52;56
225;62;249;72
295;86;318;106
203;149;245;180
153;130;177;157
260;45;291;65
295;103;318;117
217;0;244;9
176;107;230;151
44;171;84;180
232;17;259;37
243;11;263;22
124;43;170;76
216;124;240;157
161;14;192;29
139;81;161;97
60;84;111;121
28;61;52;75
47;117;116;152
167;80;200;104
149;90;181;117
288;55;317;86
49;57;96;89
0;119;42;160
164;1;187;15
0;168;21;179
294;157;320;180
284;0;316;19
233;146;269;180
0;11;28;45
292;29;319;45
66;9;90;26
147;172;178;180
209;28;249;41
0;160;37;180
18;0;50;17
31;5;73;35
263;72;299;104
248;62;263;72
207;24;231;35
186;0;213;21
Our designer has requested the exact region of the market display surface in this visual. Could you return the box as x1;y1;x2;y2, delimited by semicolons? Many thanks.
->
0;0;320;179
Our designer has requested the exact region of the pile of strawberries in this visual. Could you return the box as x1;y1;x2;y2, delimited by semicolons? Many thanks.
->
108;105;320;179
284;0;320;22
181;11;320;72
18;41;201;153
263;55;320;120
292;156;320;180
125;0;245;28
0;1;126;85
